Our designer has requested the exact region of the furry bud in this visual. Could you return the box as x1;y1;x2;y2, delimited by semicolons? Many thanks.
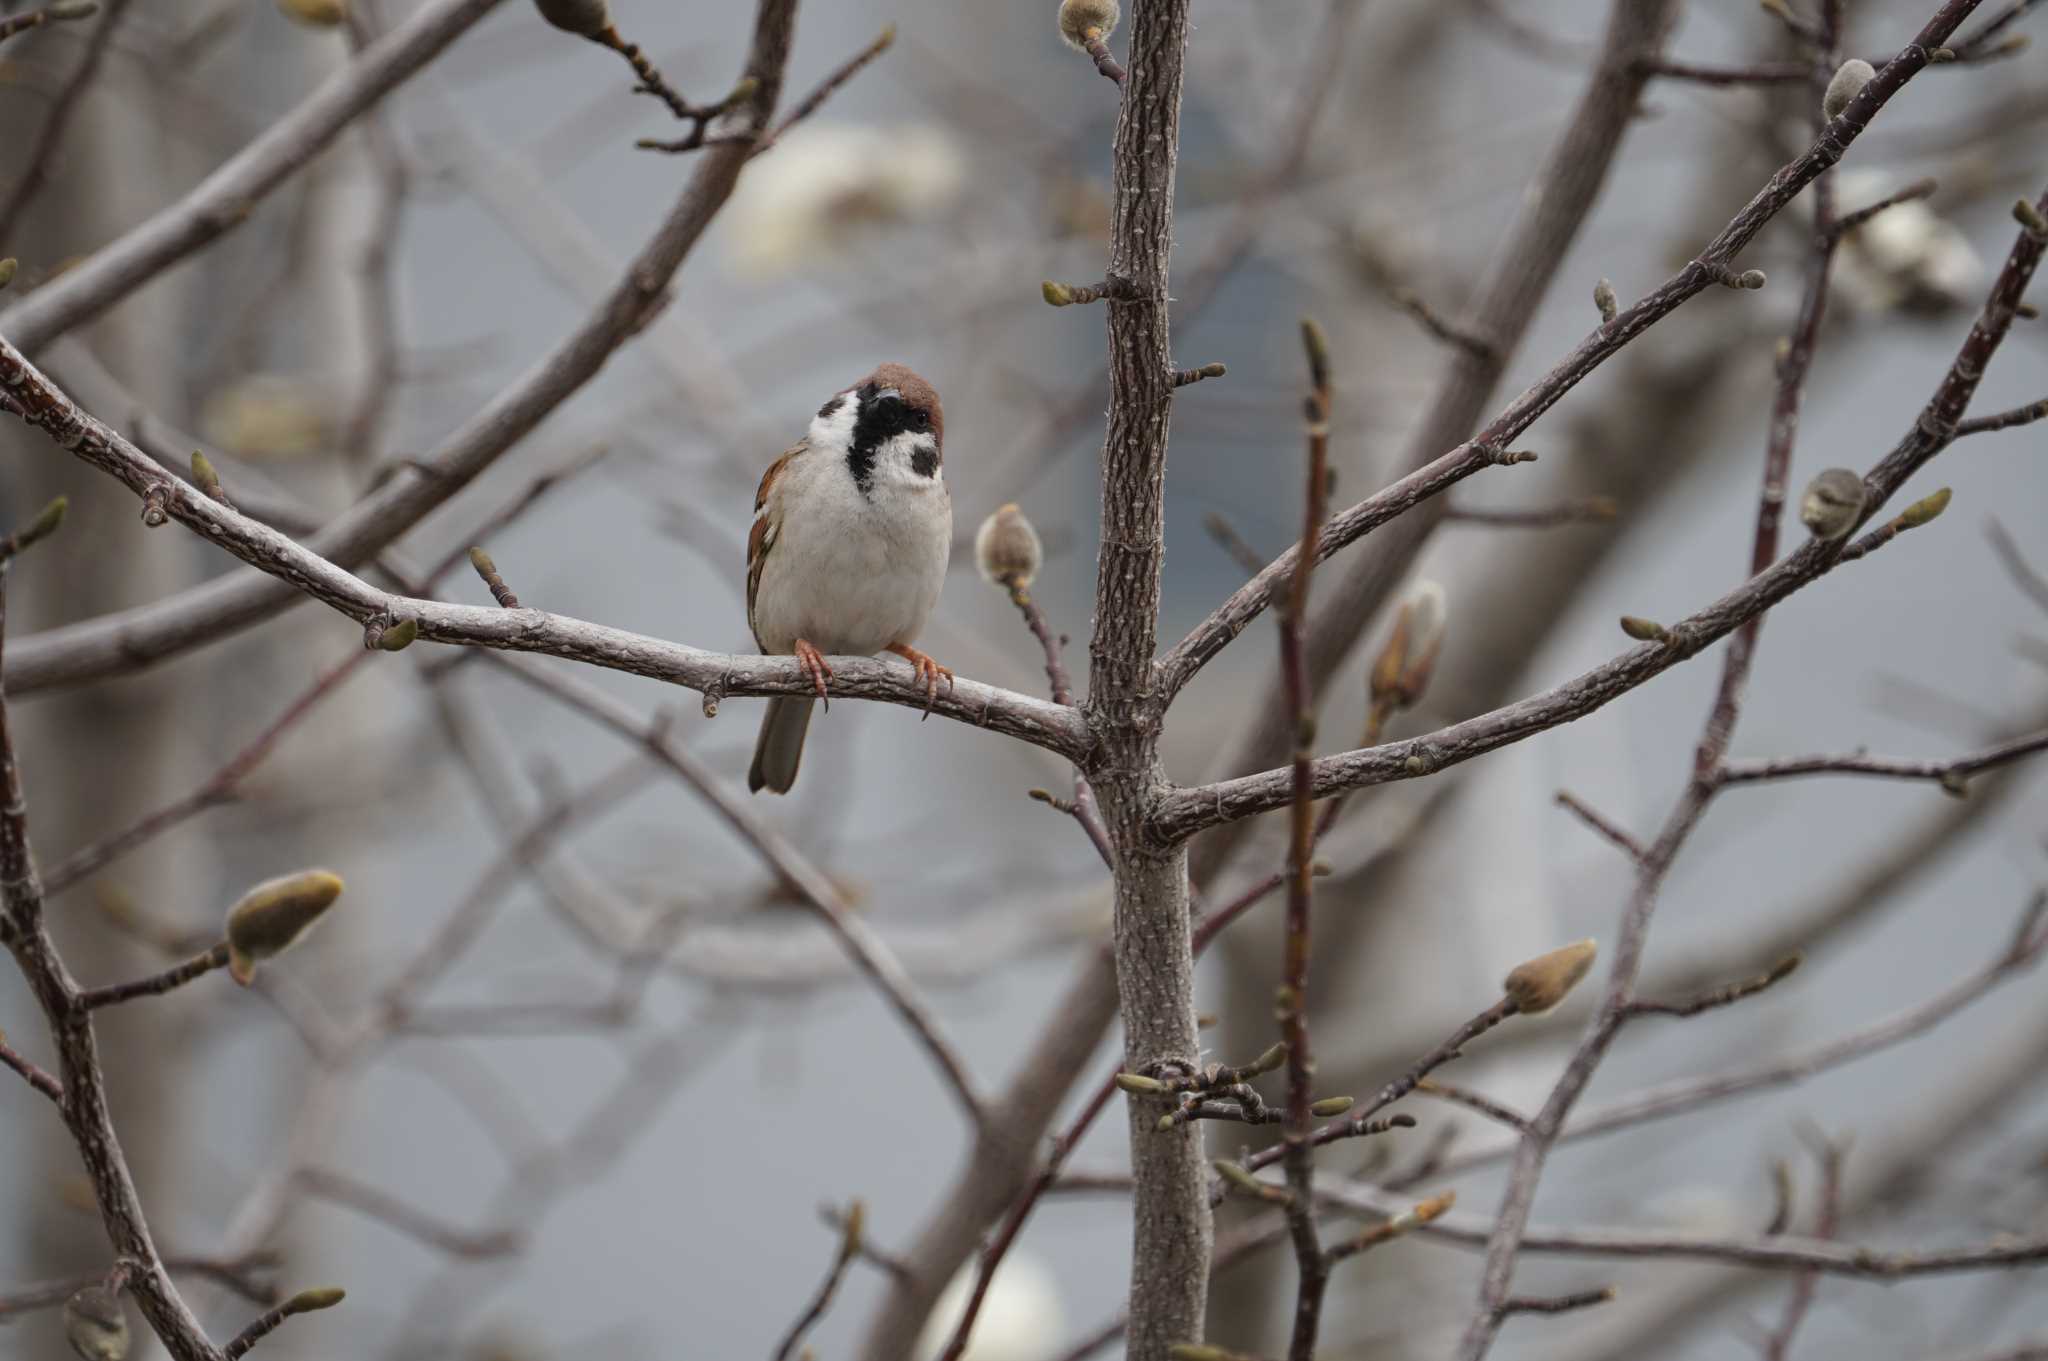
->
1593;277;1618;323
1504;939;1598;1016
1309;1096;1355;1117
1057;0;1119;50
1369;580;1448;711
975;503;1044;591
533;0;610;37
0;258;16;291
64;1286;128;1361
225;870;345;985
1822;58;1875;120
1798;467;1866;541
2014;198;2048;238
1115;1072;1168;1095
276;0;347;26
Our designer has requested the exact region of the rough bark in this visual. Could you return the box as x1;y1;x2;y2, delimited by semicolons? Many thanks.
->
1085;3;1208;1355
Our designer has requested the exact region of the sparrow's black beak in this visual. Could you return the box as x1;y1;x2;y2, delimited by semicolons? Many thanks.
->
874;387;902;404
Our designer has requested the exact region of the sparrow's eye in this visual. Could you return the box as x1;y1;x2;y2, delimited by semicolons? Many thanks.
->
908;409;930;432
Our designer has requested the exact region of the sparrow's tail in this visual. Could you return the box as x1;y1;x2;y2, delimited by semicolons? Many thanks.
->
748;696;815;794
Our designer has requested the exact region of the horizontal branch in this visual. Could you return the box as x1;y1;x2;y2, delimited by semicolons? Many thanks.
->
77;942;230;1010
1717;728;2048;789
0;336;1088;760
0;0;504;355
1316;1179;2048;1278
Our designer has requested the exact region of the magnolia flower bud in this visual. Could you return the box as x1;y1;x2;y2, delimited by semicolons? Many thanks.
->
1057;0;1119;50
1369;580;1447;711
1798;467;1865;541
276;0;347;26
975;503;1043;591
225;870;345;985
64;1285;128;1361
1822;58;1876;120
1593;277;1618;324
1503;939;1598;1016
533;0;610;37
1619;615;1668;643
1309;1095;1355;1117
1114;1072;1168;1095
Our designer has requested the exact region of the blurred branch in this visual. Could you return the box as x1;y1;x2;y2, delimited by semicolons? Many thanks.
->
0;342;1088;757
1;0;797;696
0;0;504;354
0;0;133;246
1716;728;2048;788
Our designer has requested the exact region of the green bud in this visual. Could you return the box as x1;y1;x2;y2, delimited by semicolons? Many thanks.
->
1896;486;1952;528
1619;615;1668;642
283;1287;346;1313
0;258;17;291
1115;1072;1168;1095
1041;280;1075;307
1309;1096;1355;1118
225;870;345;985
373;617;419;652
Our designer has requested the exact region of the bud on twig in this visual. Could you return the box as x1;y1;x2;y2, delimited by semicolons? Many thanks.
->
370;617;419;652
1797;467;1865;542
975;503;1044;592
1309;1095;1355;1118
2013;198;2048;239
1115;1072;1168;1095
533;0;610;38
276;0;347;26
225;870;345;985
64;1285;128;1361
1057;0;1119;50
1592;277;1618;324
0;258;17;291
1504;939;1598;1015
1619;615;1668;643
1895;486;1951;528
1822;58;1876;120
1369;580;1447;711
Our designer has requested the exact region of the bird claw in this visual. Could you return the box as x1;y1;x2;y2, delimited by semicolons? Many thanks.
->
888;644;955;718
793;638;834;710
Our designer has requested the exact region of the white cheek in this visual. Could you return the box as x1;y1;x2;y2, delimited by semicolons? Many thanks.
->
873;431;941;488
806;393;858;450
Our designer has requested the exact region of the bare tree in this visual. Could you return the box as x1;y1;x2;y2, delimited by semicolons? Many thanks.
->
2;1;2046;1360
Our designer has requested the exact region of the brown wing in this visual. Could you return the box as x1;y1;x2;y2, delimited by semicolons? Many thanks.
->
746;440;806;649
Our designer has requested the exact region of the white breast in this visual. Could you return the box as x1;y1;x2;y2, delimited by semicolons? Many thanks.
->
751;446;951;657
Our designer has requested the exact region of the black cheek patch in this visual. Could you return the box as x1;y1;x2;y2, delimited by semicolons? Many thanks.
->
911;445;939;479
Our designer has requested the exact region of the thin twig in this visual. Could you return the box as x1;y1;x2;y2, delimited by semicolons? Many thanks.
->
222;1287;345;1360
0;2;100;45
1761;1139;1845;1360
76;942;231;1011
1624;955;1801;1018
772;1202;867;1361
0;0;133;245
1717;729;2048;790
1553;790;1646;860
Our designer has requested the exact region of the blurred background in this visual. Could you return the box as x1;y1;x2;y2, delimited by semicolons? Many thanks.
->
1;0;2045;1357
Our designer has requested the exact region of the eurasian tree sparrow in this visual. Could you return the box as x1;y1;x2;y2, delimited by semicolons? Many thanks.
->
746;364;954;794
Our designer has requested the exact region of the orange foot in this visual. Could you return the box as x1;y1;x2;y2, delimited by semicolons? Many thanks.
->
887;643;955;718
793;638;834;710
